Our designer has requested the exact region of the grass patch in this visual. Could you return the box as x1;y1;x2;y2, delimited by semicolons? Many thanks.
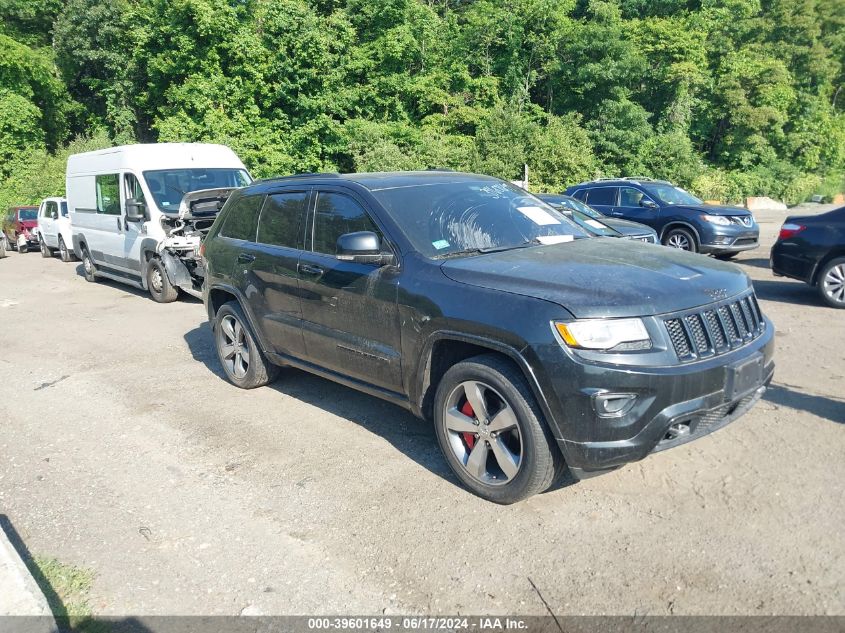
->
27;556;107;632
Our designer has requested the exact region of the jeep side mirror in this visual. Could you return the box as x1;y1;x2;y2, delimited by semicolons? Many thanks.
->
336;231;393;265
126;198;146;222
640;198;658;209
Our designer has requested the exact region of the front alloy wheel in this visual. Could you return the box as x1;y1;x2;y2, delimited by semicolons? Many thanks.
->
443;380;523;485
433;354;562;504
663;228;697;252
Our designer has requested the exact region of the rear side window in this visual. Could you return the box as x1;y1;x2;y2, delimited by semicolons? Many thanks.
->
586;187;617;206
312;192;380;256
257;191;308;249
60;202;68;217
220;194;263;241
47;202;59;219
96;174;121;215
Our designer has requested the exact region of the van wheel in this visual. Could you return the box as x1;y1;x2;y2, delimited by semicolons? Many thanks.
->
433;354;563;504
214;301;279;389
40;238;53;258
59;237;73;262
81;246;97;282
19;243;28;254
663;227;697;252
146;257;178;303
818;257;845;309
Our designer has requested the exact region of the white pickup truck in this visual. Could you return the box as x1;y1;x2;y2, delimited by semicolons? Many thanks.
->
36;197;75;262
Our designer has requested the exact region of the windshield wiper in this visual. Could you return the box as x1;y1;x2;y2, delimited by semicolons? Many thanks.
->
437;240;541;259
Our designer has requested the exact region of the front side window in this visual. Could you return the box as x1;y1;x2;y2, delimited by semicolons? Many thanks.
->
96;174;121;215
371;179;588;258
124;173;147;207
220;194;263;242
257;192;308;249
312;192;380;256
46;202;59;219
143;168;251;214
586;187;617;206
619;187;645;207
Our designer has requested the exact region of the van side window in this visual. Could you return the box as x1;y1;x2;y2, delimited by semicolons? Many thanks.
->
96;174;121;215
312;192;380;256
257;192;308;249
60;201;69;217
220;195;263;242
47;201;59;219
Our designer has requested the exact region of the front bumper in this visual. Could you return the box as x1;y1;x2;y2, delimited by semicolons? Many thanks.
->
539;318;775;478
699;225;760;254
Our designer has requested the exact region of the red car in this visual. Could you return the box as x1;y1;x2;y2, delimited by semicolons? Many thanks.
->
2;206;39;253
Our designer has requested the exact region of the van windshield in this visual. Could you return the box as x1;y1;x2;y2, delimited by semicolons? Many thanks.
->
143;168;251;214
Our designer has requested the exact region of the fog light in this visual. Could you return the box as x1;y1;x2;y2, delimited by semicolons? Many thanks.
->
712;236;733;245
593;393;637;418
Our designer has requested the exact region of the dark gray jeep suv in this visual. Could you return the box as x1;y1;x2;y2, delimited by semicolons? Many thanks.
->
201;171;775;503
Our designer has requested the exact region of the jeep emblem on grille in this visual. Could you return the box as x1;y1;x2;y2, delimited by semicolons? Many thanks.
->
705;288;729;300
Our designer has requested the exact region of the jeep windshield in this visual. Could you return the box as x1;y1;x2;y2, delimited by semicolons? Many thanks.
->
143;168;251;214
371;180;589;258
645;184;702;206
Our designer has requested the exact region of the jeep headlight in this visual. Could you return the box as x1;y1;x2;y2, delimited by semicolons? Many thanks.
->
554;318;652;351
701;214;731;226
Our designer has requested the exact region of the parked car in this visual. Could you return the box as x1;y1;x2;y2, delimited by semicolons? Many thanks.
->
2;206;39;253
564;178;758;258
67;143;251;302
771;206;845;308
536;193;658;243
36;197;75;261
202;171;774;503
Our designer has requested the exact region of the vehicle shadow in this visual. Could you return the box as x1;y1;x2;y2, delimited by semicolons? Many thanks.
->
73;264;202;304
751;279;822;307
736;257;770;270
764;383;845;424
183;322;578;495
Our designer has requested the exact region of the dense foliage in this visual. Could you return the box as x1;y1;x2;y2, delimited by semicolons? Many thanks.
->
1;0;843;210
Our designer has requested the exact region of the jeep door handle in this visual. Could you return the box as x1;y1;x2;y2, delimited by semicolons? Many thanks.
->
237;252;256;264
298;263;324;276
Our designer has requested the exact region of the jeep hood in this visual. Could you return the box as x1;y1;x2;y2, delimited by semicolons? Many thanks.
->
440;238;751;318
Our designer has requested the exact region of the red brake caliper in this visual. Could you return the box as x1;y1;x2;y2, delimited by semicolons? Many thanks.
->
460;400;476;450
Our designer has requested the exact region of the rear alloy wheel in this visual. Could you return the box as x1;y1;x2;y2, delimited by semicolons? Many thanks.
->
59;236;73;262
663;227;697;252
81;246;97;283
434;354;562;504
214;301;279;389
146;257;178;303
818;257;845;309
40;237;53;258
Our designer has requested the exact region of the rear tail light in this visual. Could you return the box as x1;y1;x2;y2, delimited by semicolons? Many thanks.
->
778;223;806;241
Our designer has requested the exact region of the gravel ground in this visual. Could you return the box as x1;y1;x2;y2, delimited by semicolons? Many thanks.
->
0;203;842;616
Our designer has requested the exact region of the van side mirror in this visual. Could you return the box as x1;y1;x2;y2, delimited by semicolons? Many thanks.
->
640;198;658;209
126;198;146;222
336;231;393;265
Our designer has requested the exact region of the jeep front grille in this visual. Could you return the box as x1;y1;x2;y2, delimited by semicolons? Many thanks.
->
664;292;765;362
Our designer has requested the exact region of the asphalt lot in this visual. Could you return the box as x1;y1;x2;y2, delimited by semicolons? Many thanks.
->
0;204;842;616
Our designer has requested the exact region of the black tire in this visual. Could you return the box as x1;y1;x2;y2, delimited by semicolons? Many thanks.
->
19;243;29;254
662;227;698;253
817;256;845;309
59;236;73;262
81;245;97;282
714;252;737;260
214;301;280;389
146;257;179;303
40;237;53;258
433;354;563;504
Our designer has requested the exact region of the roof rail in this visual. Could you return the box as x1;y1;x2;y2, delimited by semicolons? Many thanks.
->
256;172;342;183
620;176;671;183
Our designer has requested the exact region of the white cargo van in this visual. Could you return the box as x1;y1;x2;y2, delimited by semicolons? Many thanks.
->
36;197;75;261
67;143;250;301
